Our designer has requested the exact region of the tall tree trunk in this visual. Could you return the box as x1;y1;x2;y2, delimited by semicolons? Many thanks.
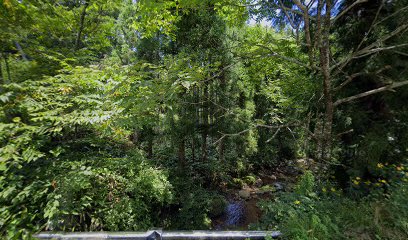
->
4;54;11;83
192;136;195;162
15;42;28;61
201;83;209;162
218;138;225;162
178;138;186;169
0;54;3;88
319;0;334;161
147;137;153;159
193;86;199;162
75;1;89;50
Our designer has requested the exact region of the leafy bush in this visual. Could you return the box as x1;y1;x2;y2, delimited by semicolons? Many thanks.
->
255;171;408;239
44;152;173;232
0;68;175;238
0;150;173;238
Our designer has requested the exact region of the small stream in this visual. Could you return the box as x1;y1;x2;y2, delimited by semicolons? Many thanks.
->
225;201;245;226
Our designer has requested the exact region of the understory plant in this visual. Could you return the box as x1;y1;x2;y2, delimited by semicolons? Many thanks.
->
255;171;408;240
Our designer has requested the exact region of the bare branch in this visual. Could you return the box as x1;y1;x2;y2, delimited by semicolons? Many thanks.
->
352;43;408;60
213;128;252;145
336;129;354;137
213;122;301;146
373;5;408;27
356;0;385;51
293;0;314;67
334;65;392;91
266;128;281;143
306;0;317;10
332;0;369;23
313;0;324;50
393;50;408;57
359;24;408;53
331;24;408;72
334;80;408;106
278;0;297;30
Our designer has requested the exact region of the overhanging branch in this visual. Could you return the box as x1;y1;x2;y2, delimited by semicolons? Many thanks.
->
334;80;408;106
332;0;369;23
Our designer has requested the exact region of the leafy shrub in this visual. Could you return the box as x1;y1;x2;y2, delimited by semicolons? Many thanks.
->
255;171;408;239
44;152;173;232
0;150;173;238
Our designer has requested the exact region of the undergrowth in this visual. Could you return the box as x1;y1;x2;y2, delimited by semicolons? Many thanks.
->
254;171;408;240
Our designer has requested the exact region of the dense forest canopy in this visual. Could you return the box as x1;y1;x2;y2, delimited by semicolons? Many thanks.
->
1;0;408;239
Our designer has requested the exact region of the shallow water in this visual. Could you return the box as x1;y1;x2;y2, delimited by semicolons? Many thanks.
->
225;201;245;226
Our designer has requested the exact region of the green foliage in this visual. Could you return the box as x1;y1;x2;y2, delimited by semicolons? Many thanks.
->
0;62;172;237
44;152;173;232
168;182;223;230
294;171;315;196
256;171;408;240
2;0;408;238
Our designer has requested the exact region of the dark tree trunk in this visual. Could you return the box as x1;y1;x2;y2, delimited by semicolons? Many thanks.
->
178;138;186;168
192;136;195;162
4;54;11;83
218;138;225;162
75;1;89;50
147;138;153;159
0;54;3;88
201;83;209;162
319;0;333;161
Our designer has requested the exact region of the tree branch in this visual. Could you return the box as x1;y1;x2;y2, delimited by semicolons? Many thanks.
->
332;0;369;23
334;80;408;106
331;24;408;72
334;65;391;91
75;1;90;50
336;129;354;137
356;0;384;51
373;5;408;28
213;122;301;146
278;0;297;30
393;50;408;57
352;43;408;60
293;0;314;67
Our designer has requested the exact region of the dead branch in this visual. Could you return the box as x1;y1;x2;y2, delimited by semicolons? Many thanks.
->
293;0;314;67
334;65;392;91
336;129;354;137
334;80;408;106
331;24;408;73
213;122;301;146
356;0;385;51
332;0;369;23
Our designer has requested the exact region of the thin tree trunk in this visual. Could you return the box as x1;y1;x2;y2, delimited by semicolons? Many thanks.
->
178;138;186;169
201;83;208;162
319;0;334;161
0;54;3;87
192;136;195;162
320;51;333;160
75;1;89;50
15;42;28;61
147;138;153;159
4;54;11;83
303;112;312;158
131;130;139;145
218;138;225;162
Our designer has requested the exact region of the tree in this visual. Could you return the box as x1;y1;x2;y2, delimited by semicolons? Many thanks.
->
249;0;408;161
